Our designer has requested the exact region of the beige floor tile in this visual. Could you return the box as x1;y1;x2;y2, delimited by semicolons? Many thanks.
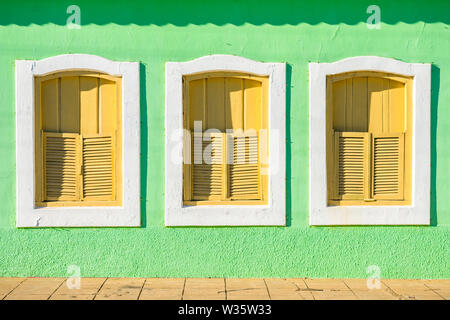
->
185;278;224;290
353;289;398;300
265;278;303;290
95;291;140;300
312;290;358;300
0;278;26;297
226;278;266;290
183;288;225;300
95;278;145;300
283;278;309;290
431;289;449;299
392;289;444;300
383;279;429;290
269;289;314;300
11;278;65;295
422;279;450;290
50;294;95;300
227;288;270;300
54;277;106;295
144;278;185;289
304;278;349;291
5;293;51;300
139;288;183;300
101;277;145;289
343;278;388;291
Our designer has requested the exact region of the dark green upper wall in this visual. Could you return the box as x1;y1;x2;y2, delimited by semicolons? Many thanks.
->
1;0;449;26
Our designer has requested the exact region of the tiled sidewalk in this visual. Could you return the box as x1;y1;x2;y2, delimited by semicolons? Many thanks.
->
0;278;448;300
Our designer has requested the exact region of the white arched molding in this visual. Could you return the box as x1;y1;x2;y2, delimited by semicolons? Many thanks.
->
309;56;431;225
16;54;140;227
165;55;286;226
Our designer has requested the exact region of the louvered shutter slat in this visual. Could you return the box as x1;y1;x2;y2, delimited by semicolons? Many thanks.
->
192;133;224;200
335;132;367;200
82;134;114;200
372;134;404;200
43;132;79;201
228;134;261;200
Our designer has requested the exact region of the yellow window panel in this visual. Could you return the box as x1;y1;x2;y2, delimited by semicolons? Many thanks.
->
192;132;224;200
372;133;404;200
334;132;368;200
228;132;261;200
327;72;411;206
81;133;115;201
35;73;122;207
60;76;80;133
42;132;80;201
183;72;268;205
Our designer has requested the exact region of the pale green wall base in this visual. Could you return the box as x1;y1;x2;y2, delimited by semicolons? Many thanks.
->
0;0;449;278
1;227;449;278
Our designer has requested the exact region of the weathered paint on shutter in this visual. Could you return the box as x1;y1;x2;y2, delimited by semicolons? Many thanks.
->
81;134;115;200
192;132;224;200
372;133;404;200
228;133;261;200
334;132;368;200
43;132;80;201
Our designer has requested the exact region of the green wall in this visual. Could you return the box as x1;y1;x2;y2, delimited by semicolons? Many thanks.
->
0;0;448;278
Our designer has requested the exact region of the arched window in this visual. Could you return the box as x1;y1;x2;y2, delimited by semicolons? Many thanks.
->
183;72;268;205
165;55;286;226
309;56;430;226
327;72;412;205
35;72;122;206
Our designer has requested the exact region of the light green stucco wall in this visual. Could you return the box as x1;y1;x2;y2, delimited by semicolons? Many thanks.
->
0;0;448;278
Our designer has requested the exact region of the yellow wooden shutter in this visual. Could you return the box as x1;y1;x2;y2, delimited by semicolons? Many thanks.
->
228;132;261;200
192;132;224;200
43;132;80;201
372;133;404;200
81;134;115;200
184;74;268;204
334;132;369;200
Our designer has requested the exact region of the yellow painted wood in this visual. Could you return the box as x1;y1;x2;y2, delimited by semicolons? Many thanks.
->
81;134;115;201
42;132;80;201
60;77;80;133
352;77;368;132
206;77;225;131
80;76;99;135
192;132;224;200
372;133;404;200
228;133;261;200
243;79;262;132
41;78;59;132
334;132;367;200
35;73;122;207
99;78;117;134
327;72;412;206
183;72;268;205
225;77;243;130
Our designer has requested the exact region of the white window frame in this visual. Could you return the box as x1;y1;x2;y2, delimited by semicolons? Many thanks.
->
165;55;286;226
16;54;140;227
309;56;431;225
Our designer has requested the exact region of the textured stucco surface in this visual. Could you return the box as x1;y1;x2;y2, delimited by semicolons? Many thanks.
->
0;0;449;278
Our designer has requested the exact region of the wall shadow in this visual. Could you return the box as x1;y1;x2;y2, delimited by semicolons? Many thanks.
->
140;63;148;227
1;0;448;26
430;64;440;226
285;64;292;227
